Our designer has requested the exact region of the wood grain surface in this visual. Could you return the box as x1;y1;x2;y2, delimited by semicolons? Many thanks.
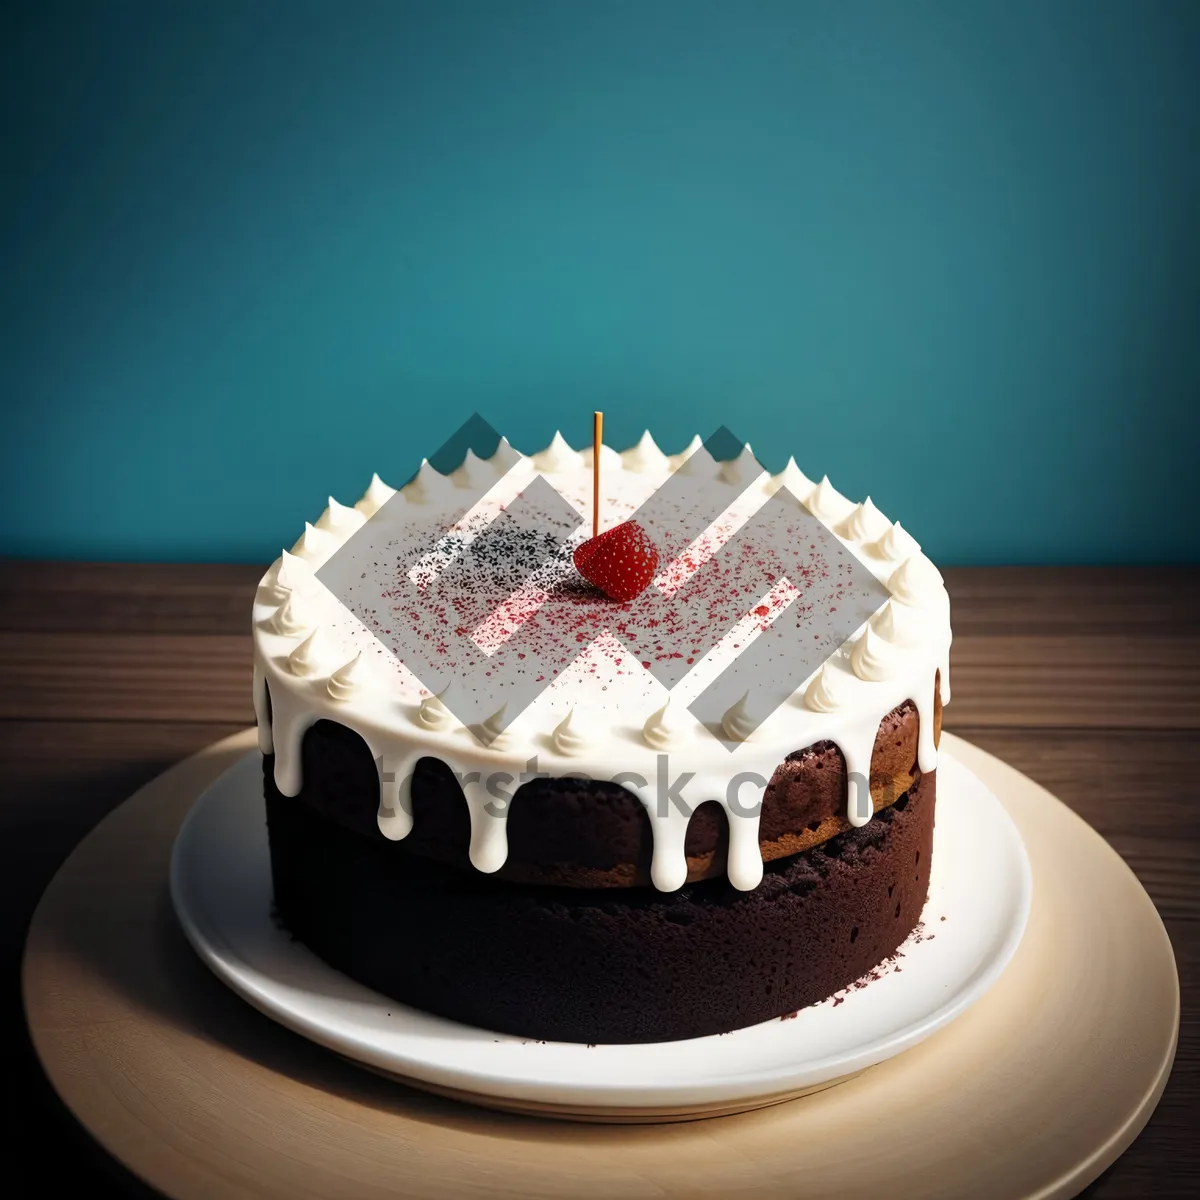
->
1;560;1197;1197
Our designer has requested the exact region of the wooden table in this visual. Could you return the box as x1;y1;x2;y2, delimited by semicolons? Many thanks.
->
1;562;1196;1197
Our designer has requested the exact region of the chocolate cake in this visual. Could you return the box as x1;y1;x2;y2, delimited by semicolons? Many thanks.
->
252;431;952;1043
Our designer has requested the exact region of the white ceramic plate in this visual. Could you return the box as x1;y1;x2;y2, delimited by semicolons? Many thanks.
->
170;749;1031;1110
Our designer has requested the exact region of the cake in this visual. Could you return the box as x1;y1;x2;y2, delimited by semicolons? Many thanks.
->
253;430;952;1043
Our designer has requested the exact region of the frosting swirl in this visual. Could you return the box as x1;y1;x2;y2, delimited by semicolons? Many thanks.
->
667;434;703;470
262;548;308;600
721;692;758;742
675;442;719;477
870;520;921;561
581;442;622;472
327;652;370;701
452;449;496;491
768;457;814;500
291;521;336;564
479;704;514;749
888;555;944;604
850;625;905;681
267;593;308;636
354;473;397;517
491;436;525;473
316;496;366;538
642;697;690;749
621;431;669;474
805;661;852;712
287;629;325;677
532;431;583;473
718;444;765;486
805;476;855;526
837;497;891;543
417;689;455;731
552;707;590;756
874;598;923;645
404;460;457;506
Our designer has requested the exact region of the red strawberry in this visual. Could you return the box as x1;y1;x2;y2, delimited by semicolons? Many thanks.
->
573;521;660;602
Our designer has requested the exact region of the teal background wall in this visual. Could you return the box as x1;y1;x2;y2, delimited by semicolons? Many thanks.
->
2;0;1198;565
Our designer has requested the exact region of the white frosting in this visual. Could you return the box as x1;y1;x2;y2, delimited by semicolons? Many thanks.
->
889;555;944;604
328;652;370;701
492;437;525;473
262;548;308;600
551;707;590;756
254;434;952;893
316;496;366;538
642;697;691;749
580;442;623;472
870;520;921;561
874;597;924;645
354;472;397;517
718;444;766;487
675;442;719;477
805;476;856;526
403;460;458;506
452;449;497;491
533;431;584;474
804;660;852;713
767;457;814;500
622;431;670;474
291;522;336;564
266;593;309;637
287;629;327;677
837;497;891;543
418;689;455;730
850;624;904;682
720;692;758;742
479;705;514;749
667;434;703;469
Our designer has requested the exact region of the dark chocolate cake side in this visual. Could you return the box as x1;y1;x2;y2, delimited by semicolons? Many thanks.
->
264;755;934;1044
